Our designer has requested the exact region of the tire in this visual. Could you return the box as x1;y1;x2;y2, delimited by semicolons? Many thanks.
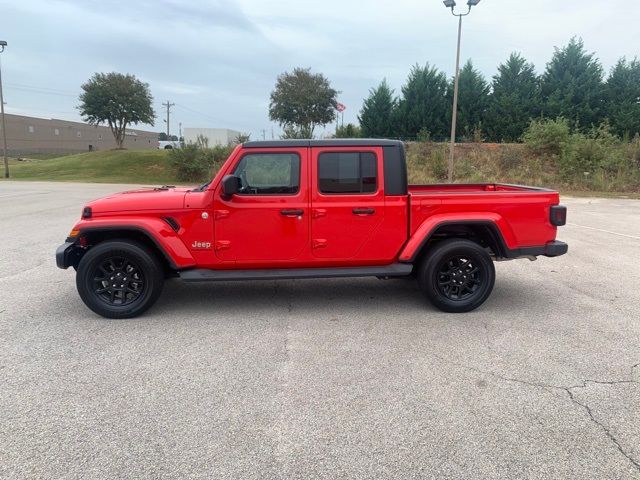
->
417;239;495;313
76;240;164;319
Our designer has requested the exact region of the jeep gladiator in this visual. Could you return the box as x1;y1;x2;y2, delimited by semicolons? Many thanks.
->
56;139;568;318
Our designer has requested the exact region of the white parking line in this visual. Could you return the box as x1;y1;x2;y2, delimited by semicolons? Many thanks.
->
567;222;640;240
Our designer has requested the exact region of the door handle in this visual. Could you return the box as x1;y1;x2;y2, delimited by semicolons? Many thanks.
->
312;208;327;219
352;208;375;215
281;209;304;216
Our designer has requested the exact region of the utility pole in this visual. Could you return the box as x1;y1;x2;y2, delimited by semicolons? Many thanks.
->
261;129;266;140
178;122;182;140
162;100;175;138
442;0;481;183
448;13;463;183
0;40;8;178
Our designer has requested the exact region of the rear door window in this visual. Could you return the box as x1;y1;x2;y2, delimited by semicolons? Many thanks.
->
318;152;377;194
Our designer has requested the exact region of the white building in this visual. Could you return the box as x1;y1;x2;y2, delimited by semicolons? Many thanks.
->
183;128;243;147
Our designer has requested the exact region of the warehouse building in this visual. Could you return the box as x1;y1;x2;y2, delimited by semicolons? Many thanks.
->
183;128;243;147
0;113;159;155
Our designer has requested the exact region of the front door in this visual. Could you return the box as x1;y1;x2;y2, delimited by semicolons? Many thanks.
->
214;149;309;264
310;147;385;259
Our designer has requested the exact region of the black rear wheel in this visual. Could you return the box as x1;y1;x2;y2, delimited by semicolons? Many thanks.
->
418;239;495;313
76;240;164;319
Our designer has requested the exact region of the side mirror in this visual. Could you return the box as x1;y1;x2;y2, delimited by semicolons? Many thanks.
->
221;174;241;198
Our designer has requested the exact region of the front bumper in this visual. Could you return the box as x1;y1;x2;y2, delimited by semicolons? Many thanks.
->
56;241;82;269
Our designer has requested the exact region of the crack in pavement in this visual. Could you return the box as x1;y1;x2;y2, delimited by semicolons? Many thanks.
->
563;387;640;472
430;353;640;472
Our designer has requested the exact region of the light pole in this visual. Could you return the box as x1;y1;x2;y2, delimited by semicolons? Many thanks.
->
443;0;480;183
0;40;8;178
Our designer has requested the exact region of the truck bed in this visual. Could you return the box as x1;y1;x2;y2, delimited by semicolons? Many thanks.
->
408;183;553;195
407;183;561;250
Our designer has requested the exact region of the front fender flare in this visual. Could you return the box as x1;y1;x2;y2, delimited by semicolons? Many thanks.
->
72;217;196;269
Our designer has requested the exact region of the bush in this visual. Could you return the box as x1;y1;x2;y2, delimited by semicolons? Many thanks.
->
523;118;571;156
416;127;432;143
169;144;232;182
558;124;626;179
629;136;640;169
429;147;448;181
334;123;361;138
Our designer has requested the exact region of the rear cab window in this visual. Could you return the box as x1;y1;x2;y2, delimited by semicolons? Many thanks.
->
318;152;377;194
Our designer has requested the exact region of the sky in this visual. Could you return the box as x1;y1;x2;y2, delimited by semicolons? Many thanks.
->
1;0;639;140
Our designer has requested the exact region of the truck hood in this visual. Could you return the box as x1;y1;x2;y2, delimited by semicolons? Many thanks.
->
86;187;192;214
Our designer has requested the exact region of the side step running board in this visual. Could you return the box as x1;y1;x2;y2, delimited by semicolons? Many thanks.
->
179;264;413;282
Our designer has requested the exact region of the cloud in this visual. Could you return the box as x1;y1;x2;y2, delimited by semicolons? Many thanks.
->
154;82;208;96
1;0;639;138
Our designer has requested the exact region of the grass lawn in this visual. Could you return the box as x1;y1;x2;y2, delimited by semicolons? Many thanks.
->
4;149;178;184
3;146;639;197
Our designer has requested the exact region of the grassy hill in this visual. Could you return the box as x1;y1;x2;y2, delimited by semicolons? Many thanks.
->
4;143;639;195
6;149;177;184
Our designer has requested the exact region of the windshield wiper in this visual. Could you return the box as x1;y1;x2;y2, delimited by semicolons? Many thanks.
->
192;181;211;192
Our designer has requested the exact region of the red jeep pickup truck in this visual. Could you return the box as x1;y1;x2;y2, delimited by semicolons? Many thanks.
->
56;139;567;318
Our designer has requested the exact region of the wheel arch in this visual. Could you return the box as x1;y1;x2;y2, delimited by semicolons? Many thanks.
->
401;220;510;265
80;227;176;270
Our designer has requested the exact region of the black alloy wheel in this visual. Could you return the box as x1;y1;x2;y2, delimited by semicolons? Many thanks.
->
436;255;482;301
76;240;164;319
418;239;495;313
92;256;145;307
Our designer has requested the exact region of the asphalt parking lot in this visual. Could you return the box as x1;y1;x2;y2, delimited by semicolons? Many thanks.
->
1;181;639;479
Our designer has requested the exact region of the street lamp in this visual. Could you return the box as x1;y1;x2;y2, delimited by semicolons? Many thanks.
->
443;0;480;182
0;40;8;178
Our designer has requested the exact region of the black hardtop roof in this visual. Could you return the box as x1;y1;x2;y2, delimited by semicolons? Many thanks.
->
243;139;404;148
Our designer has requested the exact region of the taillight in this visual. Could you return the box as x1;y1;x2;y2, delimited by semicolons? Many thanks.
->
550;205;567;226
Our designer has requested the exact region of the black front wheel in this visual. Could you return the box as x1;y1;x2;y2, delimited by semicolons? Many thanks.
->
418;239;495;313
76;240;164;319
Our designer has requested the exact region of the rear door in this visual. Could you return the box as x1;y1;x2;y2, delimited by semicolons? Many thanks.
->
310;147;384;259
213;148;309;264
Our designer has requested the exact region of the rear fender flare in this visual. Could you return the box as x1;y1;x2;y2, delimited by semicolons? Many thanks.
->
399;213;516;263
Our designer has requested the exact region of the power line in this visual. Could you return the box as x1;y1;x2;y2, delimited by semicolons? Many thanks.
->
173;102;221;124
5;83;76;97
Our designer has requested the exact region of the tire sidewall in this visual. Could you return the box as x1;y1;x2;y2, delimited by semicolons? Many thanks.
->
419;240;495;313
76;241;164;319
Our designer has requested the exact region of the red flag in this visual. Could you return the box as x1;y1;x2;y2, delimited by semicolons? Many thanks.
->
336;103;346;112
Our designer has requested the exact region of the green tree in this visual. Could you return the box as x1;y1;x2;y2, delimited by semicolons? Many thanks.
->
334;123;361;138
358;79;397;138
396;63;449;139
454;60;490;140
540;37;604;130
604;58;640;138
78;72;155;149
486;53;540;142
269;67;338;138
